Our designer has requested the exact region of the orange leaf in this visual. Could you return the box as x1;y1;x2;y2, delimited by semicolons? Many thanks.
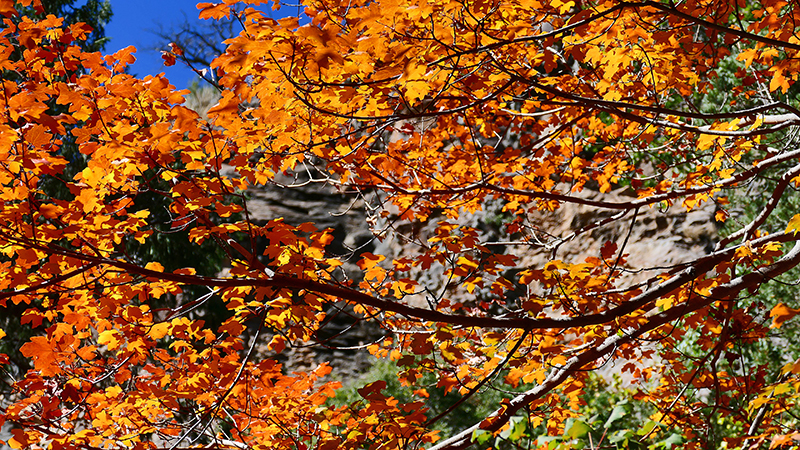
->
8;429;31;450
770;68;790;93
197;2;231;20
358;253;385;270
76;345;96;361
20;336;59;376
770;303;800;329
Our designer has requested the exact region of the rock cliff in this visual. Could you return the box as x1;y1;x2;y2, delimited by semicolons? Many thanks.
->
237;177;719;377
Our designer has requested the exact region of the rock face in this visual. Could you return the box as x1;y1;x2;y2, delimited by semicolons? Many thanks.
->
237;177;719;377
229;171;381;379
513;187;718;284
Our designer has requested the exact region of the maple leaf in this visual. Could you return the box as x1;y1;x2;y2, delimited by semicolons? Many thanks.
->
98;330;122;350
600;241;618;260
197;2;231;20
357;380;388;401
787;214;800;235
770;68;790;93
19;336;60;376
168;42;184;56
7;429;31;450
161;51;176;67
770;303;800;329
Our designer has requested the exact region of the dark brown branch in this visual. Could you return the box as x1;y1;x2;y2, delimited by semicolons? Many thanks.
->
0;261;100;303
2;228;795;333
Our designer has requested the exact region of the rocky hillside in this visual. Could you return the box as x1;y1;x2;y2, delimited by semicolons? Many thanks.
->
236;175;719;377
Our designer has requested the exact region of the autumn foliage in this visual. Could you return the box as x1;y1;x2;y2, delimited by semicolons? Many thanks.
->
4;0;800;448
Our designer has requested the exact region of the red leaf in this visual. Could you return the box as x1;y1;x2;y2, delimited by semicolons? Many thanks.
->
161;51;176;67
600;241;618;260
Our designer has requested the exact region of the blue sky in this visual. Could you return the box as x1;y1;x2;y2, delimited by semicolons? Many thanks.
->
106;0;206;89
104;1;304;90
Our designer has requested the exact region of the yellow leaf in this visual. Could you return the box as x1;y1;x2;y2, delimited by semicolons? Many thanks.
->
404;80;432;104
403;60;426;80
552;0;576;14
105;385;123;398
456;256;479;269
773;382;792;396
149;322;171;340
786;359;800;375
696;133;718;151
98;329;121;350
656;296;674;309
145;261;165;272
749;395;771;409
749;114;764;130
787;214;800;235
735;241;754;259
277;248;291;266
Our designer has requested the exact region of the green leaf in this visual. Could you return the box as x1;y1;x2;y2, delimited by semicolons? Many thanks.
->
565;418;592;439
471;429;491;444
637;420;660;436
499;415;528;441
609;429;634;444
660;433;683;449
603;404;629;429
